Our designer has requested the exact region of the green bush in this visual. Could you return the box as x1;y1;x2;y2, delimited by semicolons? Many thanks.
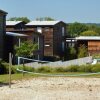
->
36;66;53;73
66;65;79;72
80;30;99;36
91;64;100;72
54;67;65;72
0;60;17;74
78;45;88;58
78;65;92;72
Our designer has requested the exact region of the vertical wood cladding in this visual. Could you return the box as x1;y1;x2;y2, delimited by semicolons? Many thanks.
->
26;21;66;59
0;11;7;60
53;22;66;58
42;27;54;56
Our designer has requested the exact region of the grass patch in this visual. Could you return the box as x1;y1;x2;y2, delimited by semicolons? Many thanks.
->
0;73;38;83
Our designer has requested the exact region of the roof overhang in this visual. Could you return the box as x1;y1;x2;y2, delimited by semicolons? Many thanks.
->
0;9;8;14
6;32;28;37
75;36;100;41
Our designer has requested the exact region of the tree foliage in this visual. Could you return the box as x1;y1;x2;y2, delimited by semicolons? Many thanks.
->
87;25;100;35
80;30;99;36
68;22;88;37
15;41;38;57
36;17;55;21
78;45;88;58
8;17;30;23
69;47;77;59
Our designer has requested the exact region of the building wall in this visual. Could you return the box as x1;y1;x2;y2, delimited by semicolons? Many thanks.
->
42;27;54;56
77;40;100;55
6;22;26;32
0;12;6;60
26;22;67;61
6;22;44;60
88;40;100;54
53;22;66;58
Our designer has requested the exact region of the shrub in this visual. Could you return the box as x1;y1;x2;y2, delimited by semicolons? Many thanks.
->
54;67;65;72
36;66;53;73
0;60;17;74
78;65;92;72
91;64;100;72
78;45;88;58
80;30;99;36
66;65;79;72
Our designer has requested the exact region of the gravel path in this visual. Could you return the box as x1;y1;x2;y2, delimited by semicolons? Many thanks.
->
0;77;100;100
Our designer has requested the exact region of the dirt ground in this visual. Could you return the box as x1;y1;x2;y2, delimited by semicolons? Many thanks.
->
0;77;100;100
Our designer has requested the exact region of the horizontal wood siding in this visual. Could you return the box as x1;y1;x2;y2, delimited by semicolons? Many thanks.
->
88;41;100;54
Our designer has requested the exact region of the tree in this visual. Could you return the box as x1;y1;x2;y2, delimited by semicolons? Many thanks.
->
8;17;30;23
15;41;38;57
68;22;88;37
87;25;100;35
80;30;99;36
36;17;55;21
69;47;77;59
78;45;88;58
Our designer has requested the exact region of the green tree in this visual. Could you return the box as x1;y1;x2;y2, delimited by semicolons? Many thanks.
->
87;25;100;35
8;17;30;23
68;22;88;37
78;45;88;58
36;17;55;21
80;30;99;36
69;47;77;59
15;41;38;57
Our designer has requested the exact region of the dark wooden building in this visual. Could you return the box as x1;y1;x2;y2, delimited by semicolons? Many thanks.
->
26;21;67;60
6;21;44;61
0;9;7;60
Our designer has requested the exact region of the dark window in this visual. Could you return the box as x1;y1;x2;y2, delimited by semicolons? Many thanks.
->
45;27;49;31
33;38;36;42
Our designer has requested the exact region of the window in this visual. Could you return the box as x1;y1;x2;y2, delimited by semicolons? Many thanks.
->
62;27;65;36
37;27;42;33
33;37;36;42
45;44;50;47
45;27;49;31
62;42;64;51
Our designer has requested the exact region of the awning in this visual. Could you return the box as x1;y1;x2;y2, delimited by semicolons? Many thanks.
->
6;32;28;37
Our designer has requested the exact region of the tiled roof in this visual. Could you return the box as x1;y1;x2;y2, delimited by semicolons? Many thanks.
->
76;36;100;40
6;21;22;26
26;21;61;26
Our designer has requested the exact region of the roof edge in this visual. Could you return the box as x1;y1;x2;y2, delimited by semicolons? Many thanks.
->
0;9;8;14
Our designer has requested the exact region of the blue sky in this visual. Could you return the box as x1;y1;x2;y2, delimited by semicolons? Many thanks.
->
0;0;100;23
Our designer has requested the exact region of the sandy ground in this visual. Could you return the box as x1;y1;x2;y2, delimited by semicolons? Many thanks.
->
0;77;100;100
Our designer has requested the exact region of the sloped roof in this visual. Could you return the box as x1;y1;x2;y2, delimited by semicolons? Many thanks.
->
6;32;28;37
26;21;61;26
6;21;22;26
76;36;100;40
0;9;8;14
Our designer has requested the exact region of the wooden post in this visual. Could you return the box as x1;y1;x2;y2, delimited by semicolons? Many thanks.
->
9;53;12;88
22;59;25;77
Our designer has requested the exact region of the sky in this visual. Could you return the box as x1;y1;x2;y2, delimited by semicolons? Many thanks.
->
0;0;100;23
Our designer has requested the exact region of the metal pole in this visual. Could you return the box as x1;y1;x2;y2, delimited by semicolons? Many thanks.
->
9;52;12;88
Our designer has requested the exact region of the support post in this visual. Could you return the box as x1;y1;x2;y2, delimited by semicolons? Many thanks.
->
9;53;12;88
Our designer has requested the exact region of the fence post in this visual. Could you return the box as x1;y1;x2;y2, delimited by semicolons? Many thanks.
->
9;52;12;88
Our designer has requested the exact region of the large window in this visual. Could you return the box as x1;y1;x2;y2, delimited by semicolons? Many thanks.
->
37;27;42;33
62;27;65;36
62;42;64;51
